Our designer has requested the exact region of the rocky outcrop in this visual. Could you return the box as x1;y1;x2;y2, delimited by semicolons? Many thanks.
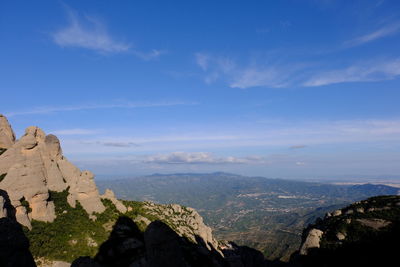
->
144;220;187;267
72;217;226;267
101;189;127;213
141;202;221;254
299;228;323;255
293;195;400;267
0;116;105;227
0;114;15;149
221;241;268;267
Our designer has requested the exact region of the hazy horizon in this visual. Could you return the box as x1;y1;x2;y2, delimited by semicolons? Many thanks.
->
2;0;400;179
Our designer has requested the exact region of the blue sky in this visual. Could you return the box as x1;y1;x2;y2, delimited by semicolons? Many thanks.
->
1;0;400;179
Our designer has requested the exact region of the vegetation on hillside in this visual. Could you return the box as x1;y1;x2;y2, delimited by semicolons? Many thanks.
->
24;190;201;263
295;195;400;267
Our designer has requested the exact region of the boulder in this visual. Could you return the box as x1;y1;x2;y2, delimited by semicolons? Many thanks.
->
299;228;324;255
101;189;127;213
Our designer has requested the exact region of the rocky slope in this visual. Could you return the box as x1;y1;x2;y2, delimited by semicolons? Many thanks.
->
292;195;400;267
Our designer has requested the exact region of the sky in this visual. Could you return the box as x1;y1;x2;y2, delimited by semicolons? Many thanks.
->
1;0;400;179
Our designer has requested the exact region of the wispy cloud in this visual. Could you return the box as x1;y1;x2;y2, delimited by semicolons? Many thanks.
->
51;129;100;135
53;8;130;53
143;152;268;164
100;141;139;148
290;145;307;150
195;53;303;88
53;7;163;59
345;22;400;47
133;49;167;61
5;101;197;117
58;118;400;156
304;58;400;86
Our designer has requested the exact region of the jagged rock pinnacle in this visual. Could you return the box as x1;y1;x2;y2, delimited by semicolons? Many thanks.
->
0;115;105;228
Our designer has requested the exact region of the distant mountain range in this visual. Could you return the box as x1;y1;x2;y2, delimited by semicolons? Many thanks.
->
96;172;399;261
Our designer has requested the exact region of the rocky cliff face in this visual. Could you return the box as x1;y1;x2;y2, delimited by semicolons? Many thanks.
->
0;115;107;228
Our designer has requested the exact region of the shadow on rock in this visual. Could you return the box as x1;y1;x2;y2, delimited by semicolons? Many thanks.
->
73;216;284;267
0;189;36;267
0;189;16;220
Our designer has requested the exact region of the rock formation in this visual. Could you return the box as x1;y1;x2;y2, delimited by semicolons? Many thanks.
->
0;115;105;228
72;217;227;267
101;189;127;213
0;114;15;149
299;228;323;255
140;202;221;254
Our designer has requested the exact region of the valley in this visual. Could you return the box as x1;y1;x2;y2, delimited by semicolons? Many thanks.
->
96;172;399;261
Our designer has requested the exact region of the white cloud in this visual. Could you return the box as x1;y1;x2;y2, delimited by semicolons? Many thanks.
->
229;67;292;89
53;10;130;53
143;152;267;164
195;53;210;70
5;101;197;117
345;22;400;47
304;58;400;86
195;53;299;88
53;7;163;59
133;49;167;61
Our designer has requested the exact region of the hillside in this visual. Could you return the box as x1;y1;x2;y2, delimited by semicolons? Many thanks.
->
293;195;400;267
97;173;399;261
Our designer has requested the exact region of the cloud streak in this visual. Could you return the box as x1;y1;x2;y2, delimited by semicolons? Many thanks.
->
51;129;100;135
5;101;197;117
195;53;302;88
195;53;400;88
345;22;400;47
143;152;268;165
303;58;400;86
